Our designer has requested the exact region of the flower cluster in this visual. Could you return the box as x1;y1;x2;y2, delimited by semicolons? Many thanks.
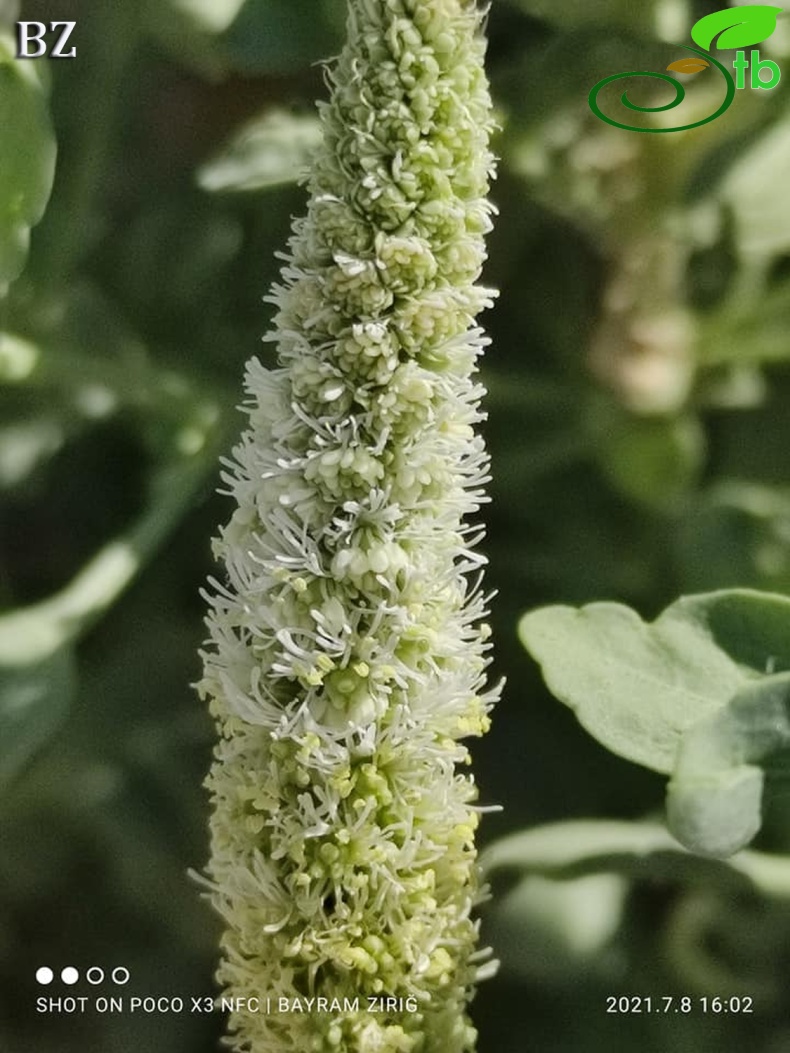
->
200;1;499;1050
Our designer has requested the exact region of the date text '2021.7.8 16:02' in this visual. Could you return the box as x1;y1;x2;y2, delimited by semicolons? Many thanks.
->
606;996;754;1015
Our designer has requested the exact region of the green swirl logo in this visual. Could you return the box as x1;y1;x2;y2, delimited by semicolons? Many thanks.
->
589;5;783;133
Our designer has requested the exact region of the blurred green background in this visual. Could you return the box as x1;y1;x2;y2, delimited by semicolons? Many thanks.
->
2;0;790;1050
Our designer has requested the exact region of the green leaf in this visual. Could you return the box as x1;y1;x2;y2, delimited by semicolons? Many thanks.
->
0;33;56;287
690;6;782;51
197;110;323;194
519;589;790;773
667;672;790;857
480;819;790;897
0;646;75;789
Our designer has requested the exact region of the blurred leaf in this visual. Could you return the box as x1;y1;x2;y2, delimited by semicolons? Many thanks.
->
519;589;790;772
145;0;343;77
481;819;790;896
0;1;20;27
485;872;626;985
0;332;39;383
675;483;790;594
143;0;230;77
0;544;140;662
198;110;323;193
221;0;343;74
499;0;661;34
662;884;788;1002
720;112;790;257
691;6;782;51
696;364;766;408
699;277;790;366
143;0;253;78
667;672;790;856
168;0;246;33
0;418;64;489
0;331;224;648
482;819;686;876
0;645;74;789
495;30;718;234
595;411;705;510
496;28;672;126
0;33;56;287
100;197;242;337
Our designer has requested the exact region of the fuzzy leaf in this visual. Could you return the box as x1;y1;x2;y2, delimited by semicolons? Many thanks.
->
519;589;790;773
690;5;782;51
667;672;790;857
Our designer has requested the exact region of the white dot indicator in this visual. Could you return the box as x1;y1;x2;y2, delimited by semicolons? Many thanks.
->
61;967;79;985
36;967;54;985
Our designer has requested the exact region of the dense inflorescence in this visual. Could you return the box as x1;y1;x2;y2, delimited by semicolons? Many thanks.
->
200;1;499;1049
